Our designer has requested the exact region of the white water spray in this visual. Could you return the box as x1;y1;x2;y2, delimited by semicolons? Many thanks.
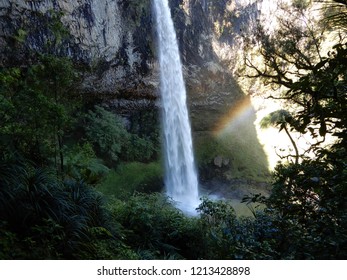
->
153;0;199;214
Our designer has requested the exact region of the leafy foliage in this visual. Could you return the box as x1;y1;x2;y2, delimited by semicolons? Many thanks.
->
64;143;109;185
0;55;79;168
97;161;163;199
241;0;347;259
110;193;204;259
84;106;158;164
321;0;347;30
1;0;346;261
85;106;129;163
197;198;279;259
260;110;299;164
244;3;346;151
0;157;132;259
267;152;347;259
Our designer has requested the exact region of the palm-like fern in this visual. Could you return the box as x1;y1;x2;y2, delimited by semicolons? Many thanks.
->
0;157;120;259
260;110;299;164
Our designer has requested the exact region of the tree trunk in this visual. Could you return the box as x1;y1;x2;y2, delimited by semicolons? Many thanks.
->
284;125;299;164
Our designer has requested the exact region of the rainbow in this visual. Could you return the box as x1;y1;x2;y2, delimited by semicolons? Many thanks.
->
212;96;255;137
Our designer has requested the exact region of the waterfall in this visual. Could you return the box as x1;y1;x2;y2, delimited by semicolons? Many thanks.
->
153;0;199;214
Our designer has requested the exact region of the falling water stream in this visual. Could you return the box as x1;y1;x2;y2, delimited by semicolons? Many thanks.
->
153;0;199;214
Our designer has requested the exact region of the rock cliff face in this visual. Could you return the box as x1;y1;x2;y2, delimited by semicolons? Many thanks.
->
0;0;260;110
1;0;124;62
0;0;153;97
0;0;270;180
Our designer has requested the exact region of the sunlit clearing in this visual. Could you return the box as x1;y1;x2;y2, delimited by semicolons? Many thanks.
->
250;96;332;170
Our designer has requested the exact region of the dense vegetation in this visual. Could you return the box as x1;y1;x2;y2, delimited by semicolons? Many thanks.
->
0;0;346;259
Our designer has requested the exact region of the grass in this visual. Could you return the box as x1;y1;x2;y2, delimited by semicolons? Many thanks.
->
97;161;163;200
194;128;271;182
219;130;270;180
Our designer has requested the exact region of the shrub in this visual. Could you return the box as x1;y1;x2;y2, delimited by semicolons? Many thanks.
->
97;161;163;199
0;158;127;259
197;198;280;259
110;193;204;259
64;143;109;185
84;106;159;164
85;106;129;163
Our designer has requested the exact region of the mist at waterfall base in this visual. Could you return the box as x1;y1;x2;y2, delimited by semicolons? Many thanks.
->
153;0;200;215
